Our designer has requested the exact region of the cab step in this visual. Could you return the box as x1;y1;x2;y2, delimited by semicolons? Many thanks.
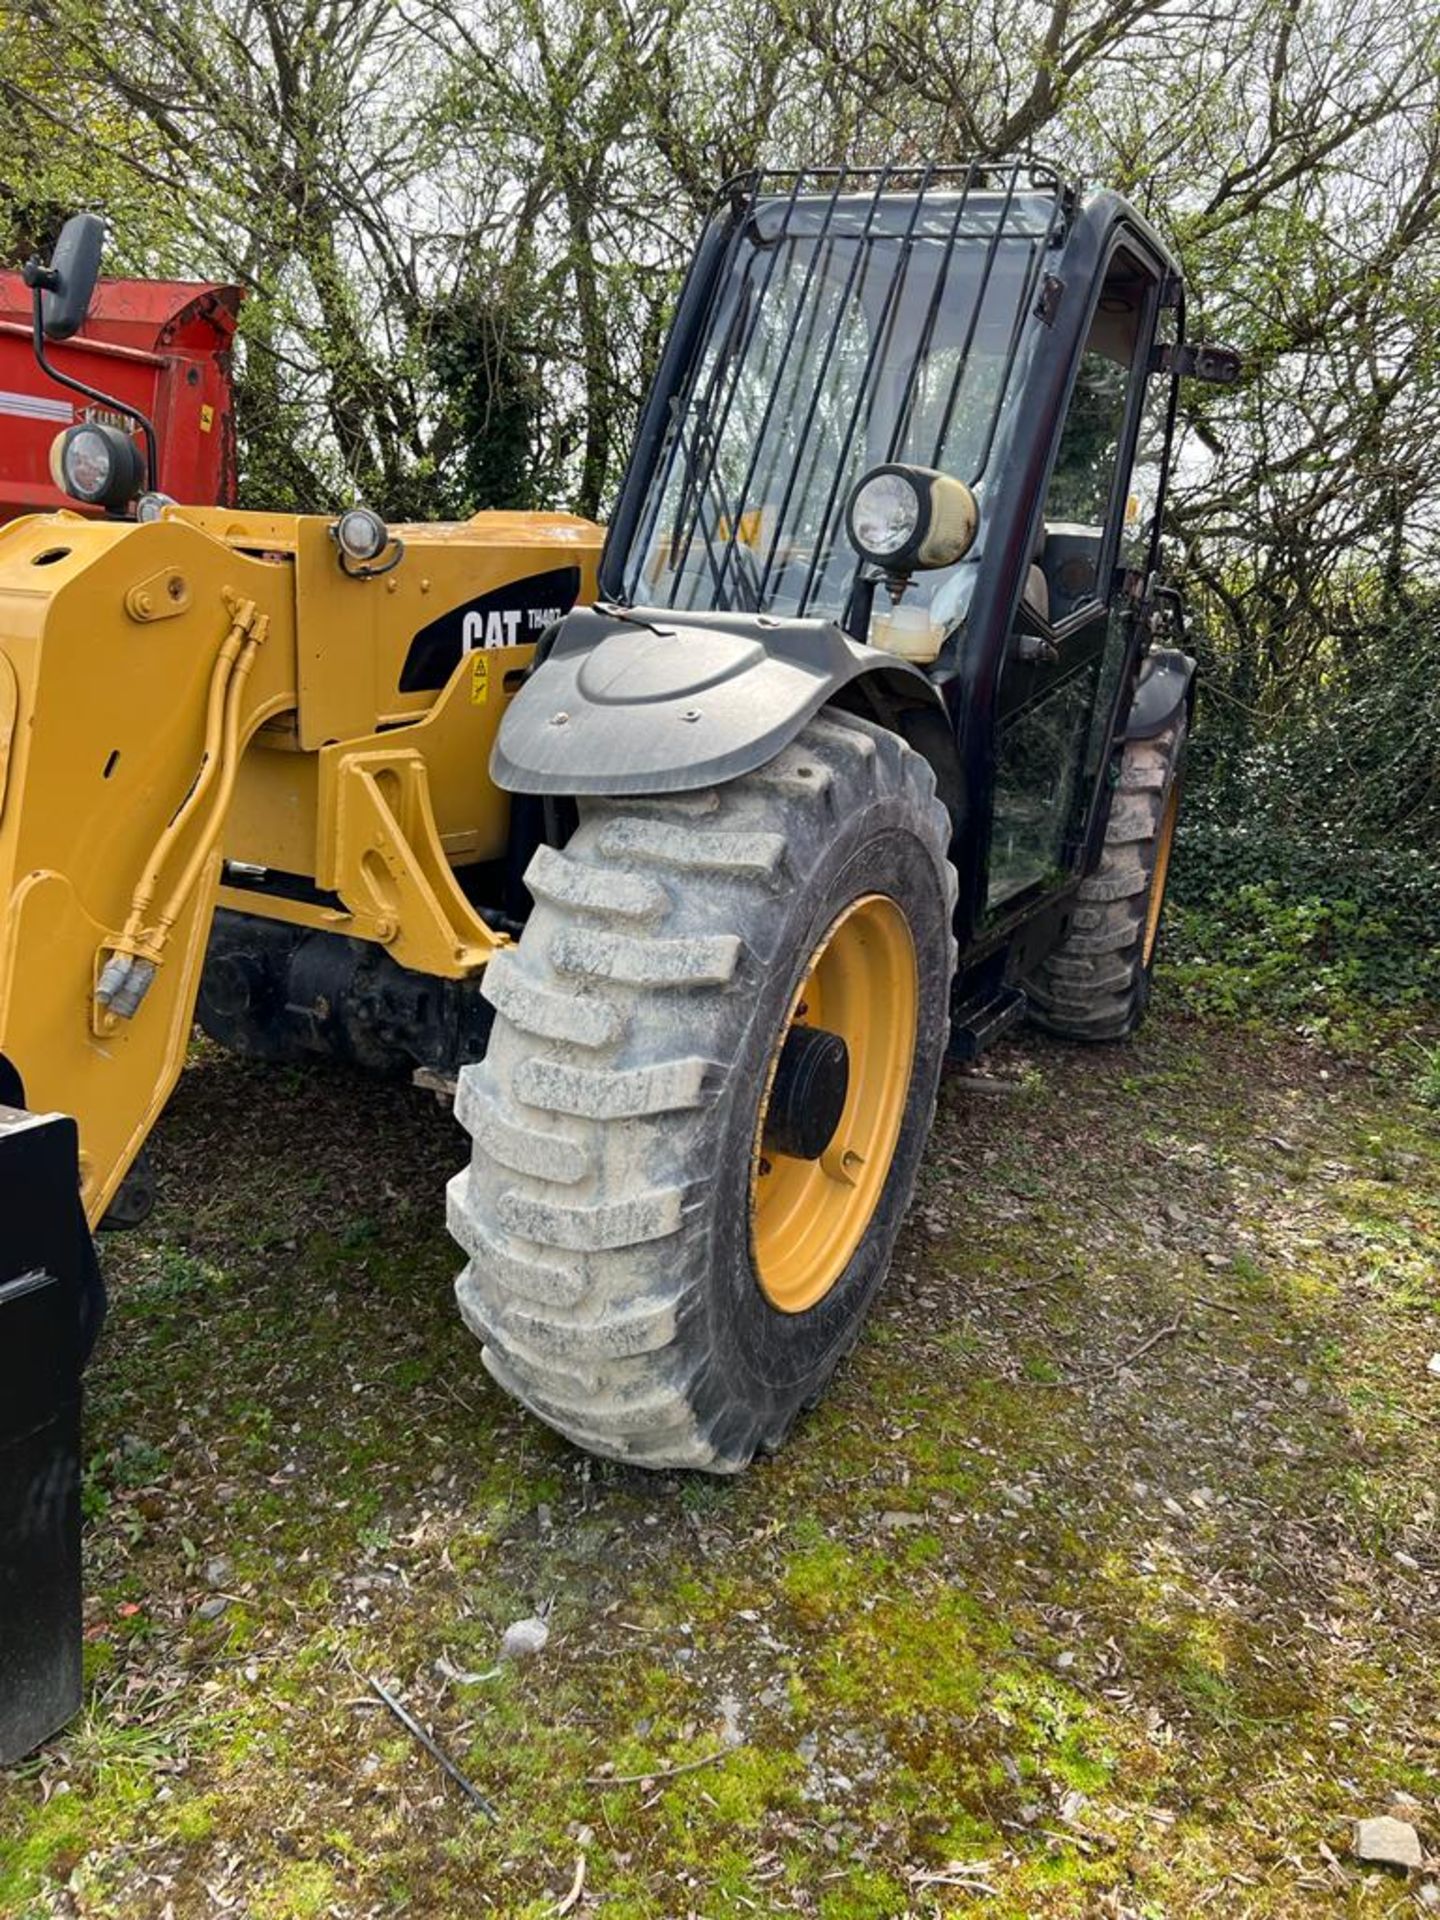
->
947;986;1027;1063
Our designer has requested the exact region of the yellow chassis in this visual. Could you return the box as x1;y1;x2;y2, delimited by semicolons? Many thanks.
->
0;505;602;1225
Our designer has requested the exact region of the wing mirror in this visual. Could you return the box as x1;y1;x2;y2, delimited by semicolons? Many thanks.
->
24;213;105;342
21;212;158;503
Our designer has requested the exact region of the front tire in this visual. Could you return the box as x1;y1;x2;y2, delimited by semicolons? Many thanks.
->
447;712;957;1472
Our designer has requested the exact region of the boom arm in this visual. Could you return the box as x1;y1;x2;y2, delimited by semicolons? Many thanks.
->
0;515;298;1223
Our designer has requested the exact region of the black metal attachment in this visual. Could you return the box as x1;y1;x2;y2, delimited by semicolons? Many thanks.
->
99;1144;156;1231
198;905;496;1078
0;1106;100;1763
1034;273;1065;325
1151;340;1242;385
764;1024;850;1162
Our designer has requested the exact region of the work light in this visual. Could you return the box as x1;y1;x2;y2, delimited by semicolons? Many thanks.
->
849;470;920;558
48;423;144;512
333;507;389;562
329;505;404;578
135;491;176;523
846;464;978;575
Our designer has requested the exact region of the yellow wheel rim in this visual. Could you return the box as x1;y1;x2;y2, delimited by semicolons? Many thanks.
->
1143;782;1180;967
750;894;918;1314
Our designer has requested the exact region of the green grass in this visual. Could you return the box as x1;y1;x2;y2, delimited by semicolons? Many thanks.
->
0;1017;1436;1915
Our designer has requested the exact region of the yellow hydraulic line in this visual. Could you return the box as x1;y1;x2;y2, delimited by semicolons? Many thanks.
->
149;613;267;948
115;601;252;952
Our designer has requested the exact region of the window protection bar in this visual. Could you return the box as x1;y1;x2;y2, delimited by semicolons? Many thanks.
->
629;159;1070;619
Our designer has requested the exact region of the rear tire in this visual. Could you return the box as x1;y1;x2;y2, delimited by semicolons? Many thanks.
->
447;712;957;1472
1024;708;1187;1042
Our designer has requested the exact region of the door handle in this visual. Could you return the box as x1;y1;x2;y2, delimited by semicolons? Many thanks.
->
1014;632;1060;665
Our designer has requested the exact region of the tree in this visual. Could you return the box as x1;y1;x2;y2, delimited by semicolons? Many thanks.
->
7;0;1438;716
778;0;1440;720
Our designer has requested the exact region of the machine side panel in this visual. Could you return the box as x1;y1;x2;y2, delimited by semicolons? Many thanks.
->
220;518;603;872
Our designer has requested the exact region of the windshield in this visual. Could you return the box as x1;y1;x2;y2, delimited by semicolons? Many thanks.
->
621;180;1063;625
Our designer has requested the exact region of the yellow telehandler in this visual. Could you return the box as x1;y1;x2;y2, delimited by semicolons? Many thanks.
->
1;164;1239;1486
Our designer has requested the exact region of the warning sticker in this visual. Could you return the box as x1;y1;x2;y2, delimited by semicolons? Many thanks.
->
470;654;490;705
199;404;214;432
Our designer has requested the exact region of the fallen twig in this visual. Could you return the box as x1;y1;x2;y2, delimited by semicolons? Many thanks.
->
364;1673;498;1819
975;1273;1063;1295
952;1073;1027;1097
906;1860;998;1892
553;1853;586;1915
1004;1821;1104;1854
436;1650;500;1686
1191;1293;1242;1317
585;1747;731;1786
1033;1318;1187;1387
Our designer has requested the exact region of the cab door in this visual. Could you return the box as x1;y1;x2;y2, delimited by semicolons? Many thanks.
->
983;242;1165;918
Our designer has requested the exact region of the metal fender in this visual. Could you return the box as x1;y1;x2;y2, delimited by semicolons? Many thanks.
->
491;604;949;796
1123;646;1196;741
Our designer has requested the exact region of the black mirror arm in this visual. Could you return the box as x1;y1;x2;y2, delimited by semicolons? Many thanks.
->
24;275;158;496
20;258;61;296
1141;579;1186;649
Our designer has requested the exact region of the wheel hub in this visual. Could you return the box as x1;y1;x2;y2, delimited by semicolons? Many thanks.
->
750;893;918;1314
763;1024;850;1162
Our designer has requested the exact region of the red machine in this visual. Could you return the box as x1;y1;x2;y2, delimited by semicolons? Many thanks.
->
0;274;242;521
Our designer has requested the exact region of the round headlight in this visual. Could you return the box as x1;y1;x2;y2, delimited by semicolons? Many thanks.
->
333;506;389;562
846;463;979;575
848;470;922;561
49;423;144;511
136;490;177;523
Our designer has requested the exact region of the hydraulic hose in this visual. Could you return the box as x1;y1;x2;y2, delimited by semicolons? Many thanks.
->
116;603;252;947
97;601;267;1019
153;615;266;941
